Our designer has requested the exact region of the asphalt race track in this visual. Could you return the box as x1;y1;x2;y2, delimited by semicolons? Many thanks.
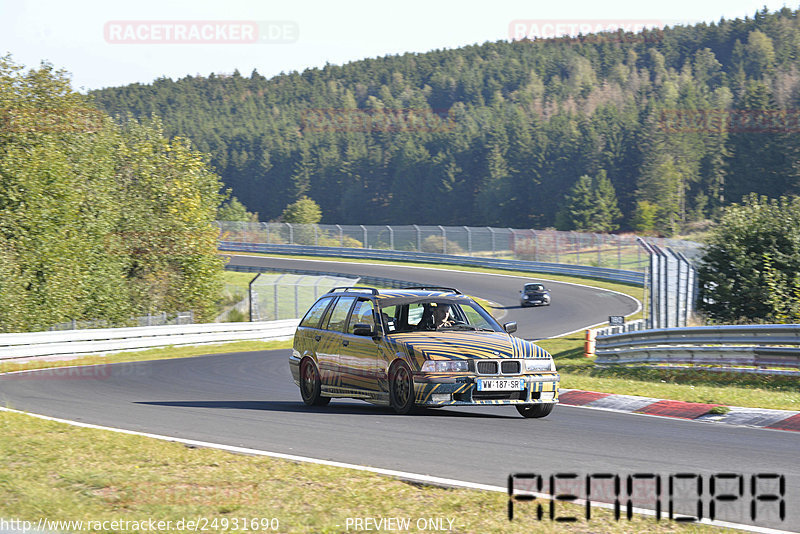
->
223;254;642;340
1;256;798;532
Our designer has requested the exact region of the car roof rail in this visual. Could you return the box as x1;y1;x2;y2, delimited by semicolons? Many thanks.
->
328;286;380;295
402;286;462;294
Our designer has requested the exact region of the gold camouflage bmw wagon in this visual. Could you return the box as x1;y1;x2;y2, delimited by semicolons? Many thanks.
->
290;287;560;418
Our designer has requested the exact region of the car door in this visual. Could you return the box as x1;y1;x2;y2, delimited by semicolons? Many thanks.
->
294;295;335;375
339;298;384;396
318;296;356;388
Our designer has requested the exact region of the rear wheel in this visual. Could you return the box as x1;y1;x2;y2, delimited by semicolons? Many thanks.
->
389;361;415;414
300;358;330;406
516;403;554;418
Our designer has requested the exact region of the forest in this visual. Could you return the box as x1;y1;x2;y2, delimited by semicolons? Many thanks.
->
91;7;800;236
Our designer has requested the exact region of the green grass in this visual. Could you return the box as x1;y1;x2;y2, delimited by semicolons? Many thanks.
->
0;410;726;533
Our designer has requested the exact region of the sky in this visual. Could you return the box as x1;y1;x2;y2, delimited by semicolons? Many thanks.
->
1;0;796;91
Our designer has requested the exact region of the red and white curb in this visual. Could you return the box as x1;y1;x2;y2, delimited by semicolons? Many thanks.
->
559;389;800;432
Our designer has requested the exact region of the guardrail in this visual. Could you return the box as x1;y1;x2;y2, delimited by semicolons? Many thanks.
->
594;324;800;375
0;320;299;362
220;242;646;286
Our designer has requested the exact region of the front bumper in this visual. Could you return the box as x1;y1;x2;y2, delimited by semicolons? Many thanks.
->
413;372;560;406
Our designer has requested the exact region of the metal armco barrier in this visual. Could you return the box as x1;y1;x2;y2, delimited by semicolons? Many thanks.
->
0;320;299;361
220;242;646;286
595;324;800;374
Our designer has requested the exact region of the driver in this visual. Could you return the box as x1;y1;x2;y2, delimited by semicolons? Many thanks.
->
432;303;453;329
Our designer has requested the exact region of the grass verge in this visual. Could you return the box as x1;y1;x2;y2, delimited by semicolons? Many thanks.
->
0;410;723;534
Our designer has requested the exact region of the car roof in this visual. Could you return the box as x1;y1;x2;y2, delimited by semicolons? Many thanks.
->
324;287;472;304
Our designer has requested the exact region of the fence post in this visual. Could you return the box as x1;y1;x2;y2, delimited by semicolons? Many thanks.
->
573;232;580;264
263;222;270;244
595;233;602;266
387;225;394;250
287;223;294;245
554;232;559;263
295;276;306;319
509;228;515;258
617;236;622;269
464;226;472;256
314;225;318;246
361;225;368;248
439;225;446;254
488;227;496;257
248;273;261;322
336;224;343;247
413;224;421;251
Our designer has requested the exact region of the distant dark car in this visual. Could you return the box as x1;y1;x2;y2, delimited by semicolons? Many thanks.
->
520;283;551;307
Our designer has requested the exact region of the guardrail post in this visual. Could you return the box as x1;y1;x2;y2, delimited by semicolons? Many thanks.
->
413;224;421;252
361;225;368;248
464;226;472;256
439;225;446;254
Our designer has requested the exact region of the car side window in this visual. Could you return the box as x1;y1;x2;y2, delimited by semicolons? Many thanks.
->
347;299;375;334
299;296;334;328
408;303;425;326
324;296;356;332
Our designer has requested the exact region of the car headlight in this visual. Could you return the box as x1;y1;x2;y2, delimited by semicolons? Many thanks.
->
524;358;556;372
421;360;470;373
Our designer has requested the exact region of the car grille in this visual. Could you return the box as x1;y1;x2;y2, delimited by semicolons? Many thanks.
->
476;361;498;374
475;359;522;375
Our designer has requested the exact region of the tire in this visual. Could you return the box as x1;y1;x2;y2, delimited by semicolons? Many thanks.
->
389;361;415;414
300;358;330;406
516;403;554;418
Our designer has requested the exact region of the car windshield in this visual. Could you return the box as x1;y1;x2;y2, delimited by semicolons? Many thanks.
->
525;284;544;291
378;298;502;334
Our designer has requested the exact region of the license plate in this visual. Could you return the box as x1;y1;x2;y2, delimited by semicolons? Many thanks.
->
477;378;525;391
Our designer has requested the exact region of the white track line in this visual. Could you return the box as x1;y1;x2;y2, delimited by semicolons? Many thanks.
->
1;406;792;534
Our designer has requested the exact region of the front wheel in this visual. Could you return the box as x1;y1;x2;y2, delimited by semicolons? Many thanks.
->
300;358;330;406
389;361;415;414
516;403;554;418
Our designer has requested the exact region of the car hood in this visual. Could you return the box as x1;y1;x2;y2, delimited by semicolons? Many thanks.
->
386;331;551;361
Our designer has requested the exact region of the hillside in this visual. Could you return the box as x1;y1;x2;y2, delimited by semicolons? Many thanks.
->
91;7;800;235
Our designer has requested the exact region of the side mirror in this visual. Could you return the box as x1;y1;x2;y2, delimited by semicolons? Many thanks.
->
503;322;518;334
353;323;376;336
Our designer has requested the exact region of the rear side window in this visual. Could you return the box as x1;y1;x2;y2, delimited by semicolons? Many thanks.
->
299;297;333;328
325;296;356;332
